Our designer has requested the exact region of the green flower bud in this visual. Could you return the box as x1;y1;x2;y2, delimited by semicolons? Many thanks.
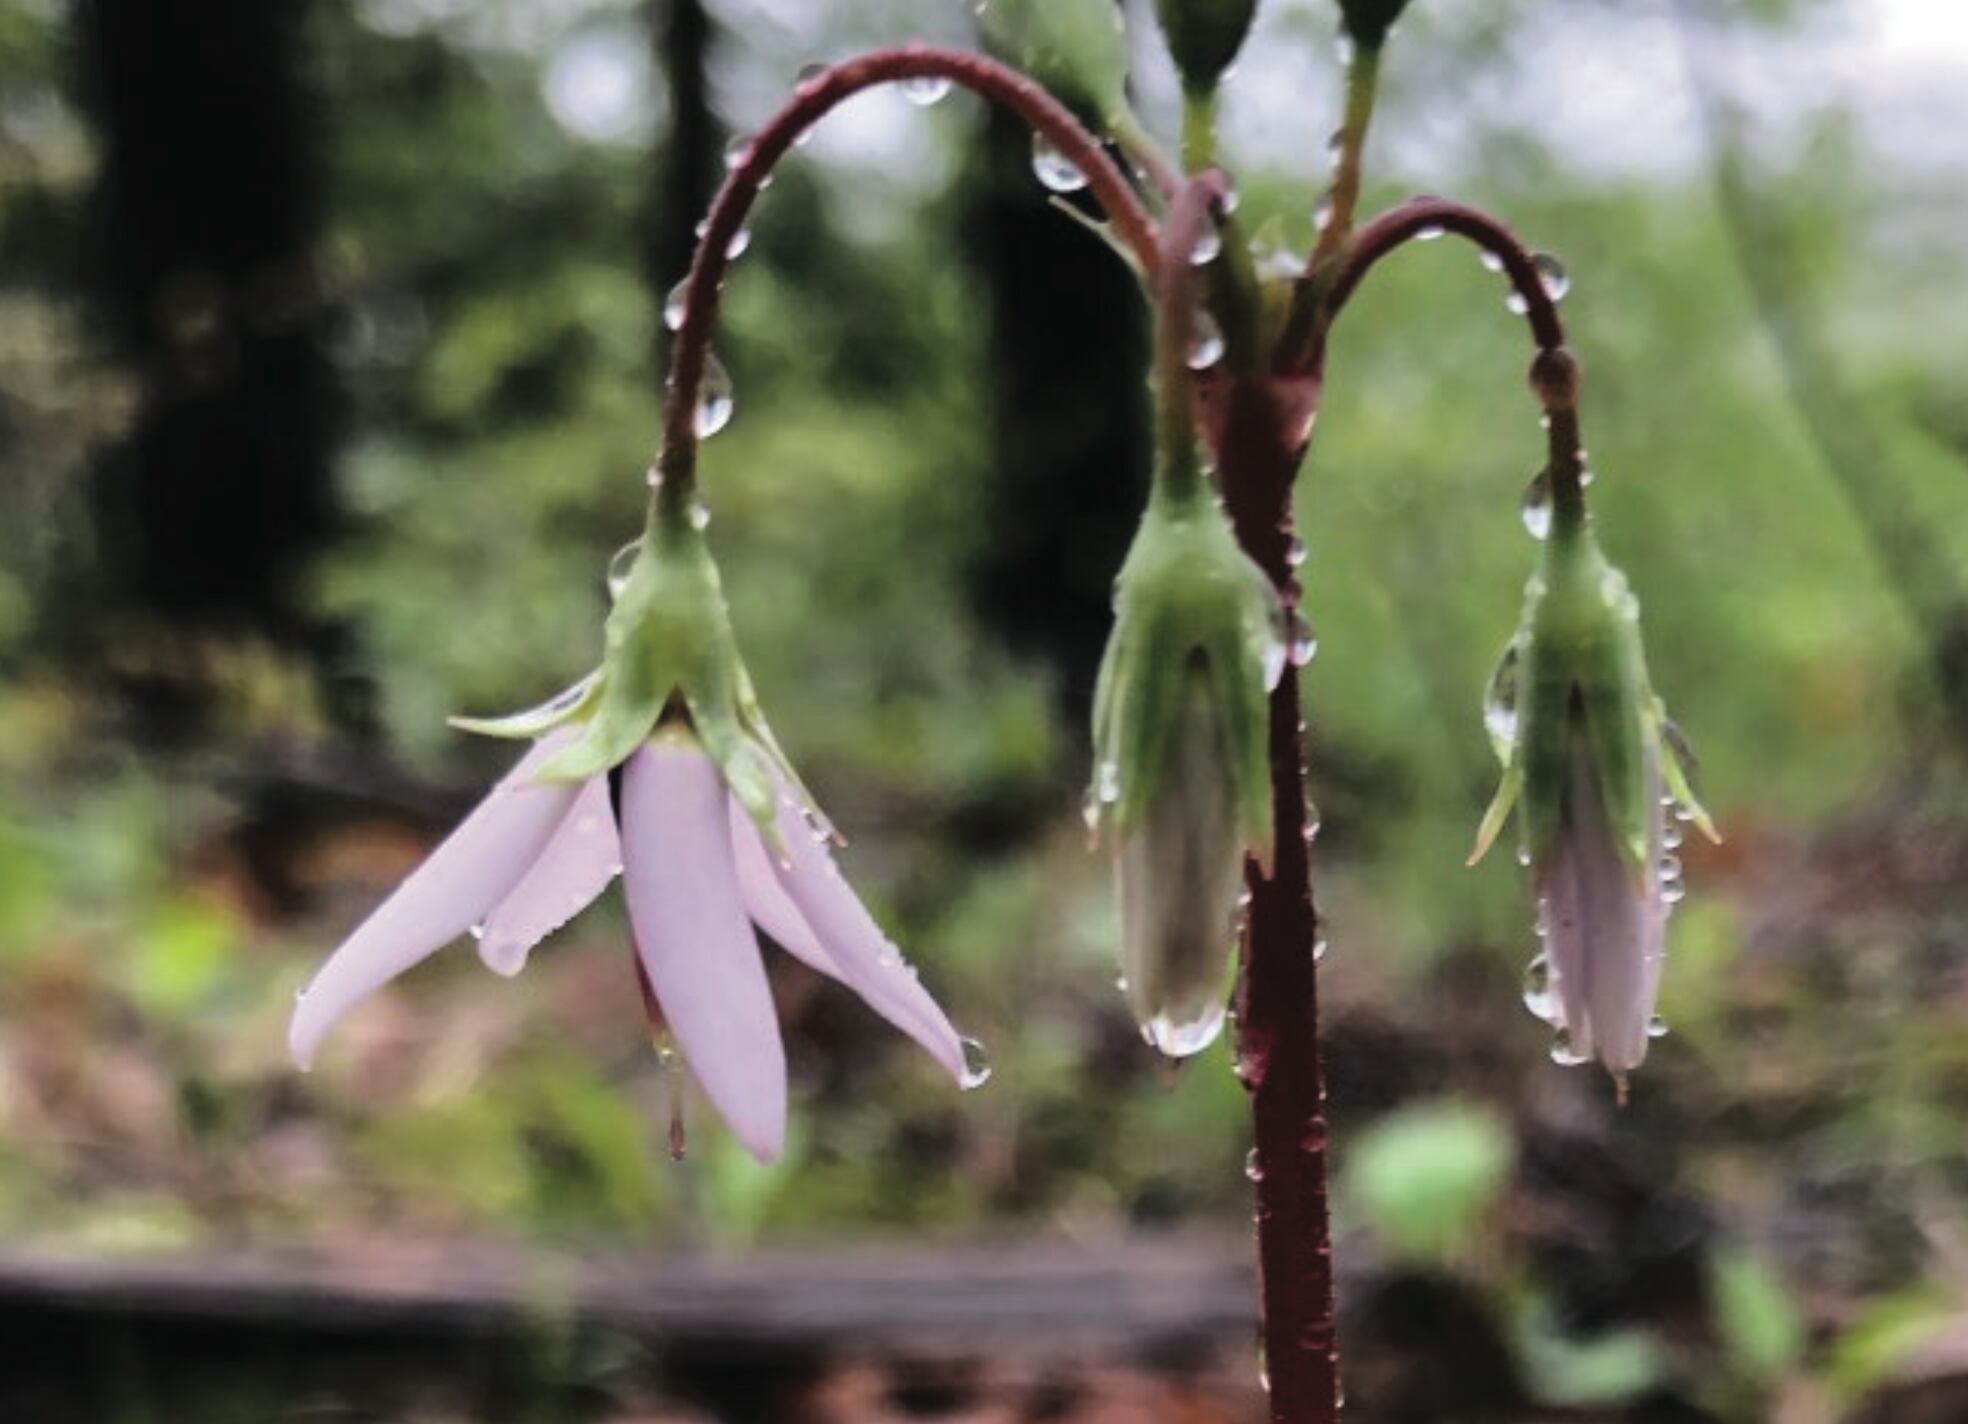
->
1469;509;1717;1080
453;503;805;842
1153;0;1259;94
1335;0;1411;50
1089;479;1282;1057
977;0;1130;123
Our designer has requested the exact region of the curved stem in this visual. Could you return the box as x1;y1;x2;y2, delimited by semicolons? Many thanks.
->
653;45;1160;523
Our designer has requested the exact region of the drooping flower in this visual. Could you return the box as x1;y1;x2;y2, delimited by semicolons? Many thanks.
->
1087;473;1282;1057
1470;484;1716;1086
290;504;982;1163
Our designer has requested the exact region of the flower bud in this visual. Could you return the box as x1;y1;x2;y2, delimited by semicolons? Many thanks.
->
1335;0;1411;50
1089;480;1281;1056
1153;0;1259;94
977;0;1129;123
1470;512;1716;1082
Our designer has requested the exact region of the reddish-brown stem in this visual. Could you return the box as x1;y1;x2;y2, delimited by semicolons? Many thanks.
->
654;45;1159;519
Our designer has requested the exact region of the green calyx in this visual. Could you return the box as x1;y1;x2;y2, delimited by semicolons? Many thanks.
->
1154;0;1259;95
1470;515;1717;870
1089;480;1280;873
978;0;1130;123
449;501;806;840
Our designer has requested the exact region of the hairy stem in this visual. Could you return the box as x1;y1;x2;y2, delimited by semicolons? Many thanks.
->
654;45;1159;523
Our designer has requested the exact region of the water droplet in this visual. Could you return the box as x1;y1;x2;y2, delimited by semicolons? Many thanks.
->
1081;789;1101;835
1187;309;1225;370
1312;937;1329;963
900;72;951;106
1190;226;1222;265
723;136;752;170
606;539;642;598
1288;609;1318;666
1517;845;1533;868
1324;127;1345;160
795;62;827;91
1416;223;1446;241
1532;250;1570;301
468;920;487;941
1662;823;1684;850
1096;758;1121;805
1647;1015;1670;1040
663;278;690;332
688;496;711;531
695;352;734;437
1549;1027;1590;1067
801;805;833;844
1335;31;1356;67
645;464;662;489
1659;852;1682;883
1522;952;1560;1025
1144;1000;1227;1057
1661;878;1688;906
1484;641;1521;747
1520;467;1553;539
959;1037;993;1090
725;225;752;260
1479;249;1505;273
1504;288;1530;316
1244;1148;1263;1181
1313;193;1335;232
1285;535;1308;569
1115;975;1129;993
1030;134;1086;194
1261;601;1289;691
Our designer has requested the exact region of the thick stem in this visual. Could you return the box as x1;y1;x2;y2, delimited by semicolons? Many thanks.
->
1154;175;1228;500
1212;372;1339;1424
655;45;1159;521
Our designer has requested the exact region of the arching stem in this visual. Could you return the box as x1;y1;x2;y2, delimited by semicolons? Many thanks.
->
654;45;1160;524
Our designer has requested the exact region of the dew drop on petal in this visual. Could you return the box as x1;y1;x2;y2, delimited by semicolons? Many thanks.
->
468;920;487;941
1244;1148;1263;1181
1549;1027;1590;1067
1190;226;1223;265
1520;467;1553;539
959;1037;993;1090
1522;952;1560;1025
694;352;734;437
1647;1015;1670;1040
1187;309;1225;370
1030;134;1087;194
606;539;642;599
900;73;951;106
1532;250;1570;301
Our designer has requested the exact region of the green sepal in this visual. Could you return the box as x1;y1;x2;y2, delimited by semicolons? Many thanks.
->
1153;0;1259;93
1090;481;1280;869
1653;701;1721;844
978;0;1130;123
1466;763;1521;866
449;670;602;740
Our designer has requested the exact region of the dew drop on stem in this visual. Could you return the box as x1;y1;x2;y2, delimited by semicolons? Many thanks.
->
1532;250;1570;301
663;278;689;332
1520;467;1553;539
1030;134;1087;194
795;61;826;91
1187;309;1225;370
900;73;951;106
606;539;642;599
1190;226;1223;265
1416;223;1445;241
1479;249;1505;273
695;352;734;437
1244;1148;1263;1182
1288;609;1318;666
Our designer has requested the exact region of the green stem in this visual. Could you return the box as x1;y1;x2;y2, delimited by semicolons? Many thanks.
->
1308;40;1382;270
1155;176;1230;503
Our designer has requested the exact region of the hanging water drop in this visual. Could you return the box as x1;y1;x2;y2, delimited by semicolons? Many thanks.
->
1478;249;1505;273
688;496;712;531
1662;822;1684;850
1646;1014;1670;1040
1532;250;1570;301
1484;641;1521;748
1416;223;1446;241
795;61;827;91
1260;600;1289;691
1288;608;1318;666
1522;952;1560;1025
959;1037;993;1090
695;352;734;437
1096;758;1121;804
606;539;642;599
1549;1027;1590;1067
1030;134;1087;194
1313;193;1335;232
1312;937;1329;964
663;278;690;332
900;73;952;106
723;136;752;170
1145;1001;1228;1057
1244;1148;1263;1182
1504;288;1530;316
1520;467;1553;539
1190;226;1223;265
725;225;752;260
1187;309;1225;370
1285;535;1308;569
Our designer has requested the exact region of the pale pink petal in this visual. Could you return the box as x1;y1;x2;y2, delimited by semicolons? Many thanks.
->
726;795;839;975
621;742;787;1164
290;734;580;1068
476;774;619;977
763;791;967;1084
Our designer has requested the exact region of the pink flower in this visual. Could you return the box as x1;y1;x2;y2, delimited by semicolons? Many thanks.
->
290;727;981;1163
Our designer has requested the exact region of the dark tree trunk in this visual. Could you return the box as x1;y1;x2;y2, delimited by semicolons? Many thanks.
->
75;0;349;730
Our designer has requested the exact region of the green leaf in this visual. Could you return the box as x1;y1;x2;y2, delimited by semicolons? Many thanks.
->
1343;1098;1511;1263
1713;1249;1806;1383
